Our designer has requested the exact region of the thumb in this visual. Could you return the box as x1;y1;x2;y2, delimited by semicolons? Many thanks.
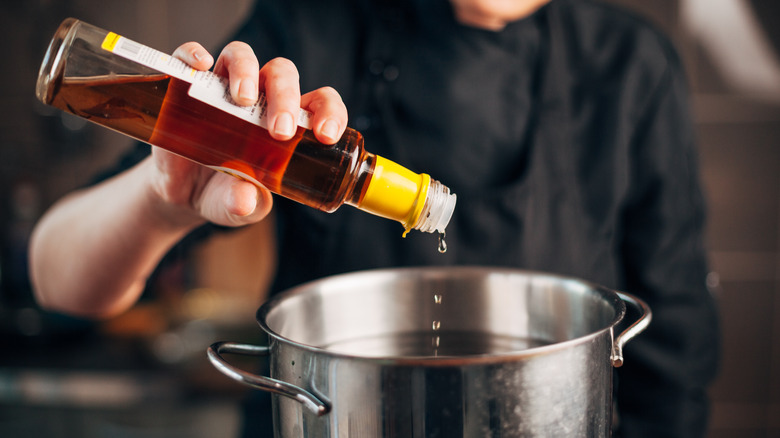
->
197;173;273;226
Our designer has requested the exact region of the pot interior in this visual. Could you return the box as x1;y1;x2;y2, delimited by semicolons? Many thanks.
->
258;267;624;359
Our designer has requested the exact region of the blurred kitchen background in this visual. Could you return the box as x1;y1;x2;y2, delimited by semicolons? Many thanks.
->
0;0;778;437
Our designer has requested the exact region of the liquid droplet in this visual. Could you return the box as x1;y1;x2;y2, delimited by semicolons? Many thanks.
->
438;231;447;254
434;294;442;304
432;320;441;331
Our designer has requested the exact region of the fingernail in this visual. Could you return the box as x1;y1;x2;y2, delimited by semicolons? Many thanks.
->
274;112;295;137
192;49;212;65
321;119;339;142
238;79;257;103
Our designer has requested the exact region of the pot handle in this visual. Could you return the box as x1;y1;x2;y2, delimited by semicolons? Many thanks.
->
611;293;652;368
207;341;330;416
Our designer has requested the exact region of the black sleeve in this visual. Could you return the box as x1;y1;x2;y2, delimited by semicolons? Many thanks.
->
615;40;721;438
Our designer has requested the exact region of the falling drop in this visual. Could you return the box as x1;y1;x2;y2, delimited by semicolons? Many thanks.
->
434;294;442;304
438;231;447;254
432;320;441;331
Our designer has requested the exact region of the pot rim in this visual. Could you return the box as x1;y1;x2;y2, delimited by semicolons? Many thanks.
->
255;266;626;366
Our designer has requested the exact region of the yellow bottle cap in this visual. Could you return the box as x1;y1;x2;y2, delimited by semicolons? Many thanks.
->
359;156;429;235
358;155;457;236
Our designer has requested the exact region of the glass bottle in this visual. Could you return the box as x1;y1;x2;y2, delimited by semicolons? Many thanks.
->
35;18;456;236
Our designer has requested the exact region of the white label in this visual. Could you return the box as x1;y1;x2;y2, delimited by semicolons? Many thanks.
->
187;77;312;130
105;33;312;130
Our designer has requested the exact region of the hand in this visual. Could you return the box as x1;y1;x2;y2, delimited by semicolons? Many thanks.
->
147;41;349;228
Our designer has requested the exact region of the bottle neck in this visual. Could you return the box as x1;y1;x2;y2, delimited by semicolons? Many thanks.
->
348;155;456;236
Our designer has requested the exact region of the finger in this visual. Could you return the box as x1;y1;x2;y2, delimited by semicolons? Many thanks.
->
197;173;273;227
172;42;214;70
214;41;260;107
258;57;301;140
301;87;348;144
225;179;273;221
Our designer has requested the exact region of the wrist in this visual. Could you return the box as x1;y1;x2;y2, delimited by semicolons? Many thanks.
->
137;157;207;233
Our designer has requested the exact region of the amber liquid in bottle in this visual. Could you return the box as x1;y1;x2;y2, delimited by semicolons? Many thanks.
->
47;73;371;211
37;18;456;238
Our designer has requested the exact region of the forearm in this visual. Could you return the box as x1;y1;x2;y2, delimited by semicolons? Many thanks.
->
29;40;343;319
29;157;204;319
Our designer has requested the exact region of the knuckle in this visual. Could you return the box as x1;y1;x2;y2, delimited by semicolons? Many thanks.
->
314;87;345;110
232;57;259;72
318;86;340;99
178;41;198;51
173;42;199;58
265;57;299;79
220;41;257;65
225;40;252;53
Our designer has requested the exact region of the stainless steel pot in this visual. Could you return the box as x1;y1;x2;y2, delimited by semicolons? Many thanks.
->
208;267;650;437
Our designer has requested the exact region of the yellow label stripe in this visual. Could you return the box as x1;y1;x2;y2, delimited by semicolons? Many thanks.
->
101;32;121;52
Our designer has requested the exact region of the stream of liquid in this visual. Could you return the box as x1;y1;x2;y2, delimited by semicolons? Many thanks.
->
321;291;551;358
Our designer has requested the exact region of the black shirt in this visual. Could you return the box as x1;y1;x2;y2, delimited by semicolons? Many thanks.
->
119;0;720;436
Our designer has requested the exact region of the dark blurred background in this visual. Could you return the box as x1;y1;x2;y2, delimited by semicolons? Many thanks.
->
0;1;778;437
